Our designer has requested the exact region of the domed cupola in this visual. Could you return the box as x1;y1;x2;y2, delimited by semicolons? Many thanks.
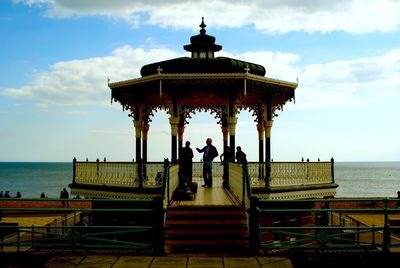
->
183;17;222;59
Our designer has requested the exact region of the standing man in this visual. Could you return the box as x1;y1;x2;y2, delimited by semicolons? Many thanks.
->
196;138;219;187
181;141;194;185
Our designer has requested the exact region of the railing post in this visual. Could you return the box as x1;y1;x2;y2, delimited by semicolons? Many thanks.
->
31;225;35;247
331;157;335;184
72;157;77;184
138;158;143;188
242;164;247;206
248;196;260;256
383;197;390;254
17;229;20;252
163;158;170;204
372;224;376;246
154;196;165;255
265;162;271;188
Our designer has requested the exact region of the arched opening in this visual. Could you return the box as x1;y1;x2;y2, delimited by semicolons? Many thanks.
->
147;110;170;161
236;110;259;162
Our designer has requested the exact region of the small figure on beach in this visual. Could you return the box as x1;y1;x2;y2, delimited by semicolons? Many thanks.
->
4;191;10;198
60;188;69;208
0;191;3;198
40;192;46;198
235;146;248;166
196;138;219;188
15;192;22;198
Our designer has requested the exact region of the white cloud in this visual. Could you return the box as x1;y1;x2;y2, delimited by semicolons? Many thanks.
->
13;0;400;33
2;43;400;112
296;49;400;109
2;46;182;108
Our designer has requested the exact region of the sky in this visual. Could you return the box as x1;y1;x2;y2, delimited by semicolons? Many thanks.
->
0;0;399;162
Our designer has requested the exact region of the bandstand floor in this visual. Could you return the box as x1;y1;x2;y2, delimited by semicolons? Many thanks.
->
170;177;242;207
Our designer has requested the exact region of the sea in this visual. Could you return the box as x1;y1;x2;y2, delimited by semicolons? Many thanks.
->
0;162;399;198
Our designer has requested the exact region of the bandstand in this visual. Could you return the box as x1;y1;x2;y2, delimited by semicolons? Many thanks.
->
68;18;338;254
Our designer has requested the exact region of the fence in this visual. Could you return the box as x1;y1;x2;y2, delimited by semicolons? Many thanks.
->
0;198;164;254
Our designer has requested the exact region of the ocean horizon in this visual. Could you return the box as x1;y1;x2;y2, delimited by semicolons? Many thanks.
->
0;161;399;198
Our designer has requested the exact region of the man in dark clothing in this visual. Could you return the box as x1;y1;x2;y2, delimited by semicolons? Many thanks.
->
196;138;219;187
235;146;248;166
181;141;194;184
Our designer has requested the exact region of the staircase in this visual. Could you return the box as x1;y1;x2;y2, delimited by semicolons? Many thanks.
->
164;205;248;254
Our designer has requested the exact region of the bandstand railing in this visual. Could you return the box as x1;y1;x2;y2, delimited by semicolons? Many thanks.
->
72;159;165;188
248;160;335;188
72;159;334;192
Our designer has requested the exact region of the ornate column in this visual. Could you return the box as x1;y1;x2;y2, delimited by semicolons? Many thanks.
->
257;123;264;163
228;96;237;162
222;126;229;158
265;120;273;161
264;119;273;184
264;100;273;187
169;116;179;164
142;123;150;164
257;123;265;179
221;125;229;187
134;120;142;163
177;125;185;162
228;116;237;162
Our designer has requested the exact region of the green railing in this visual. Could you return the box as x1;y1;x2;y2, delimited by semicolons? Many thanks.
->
0;197;165;254
241;164;400;255
249;198;400;254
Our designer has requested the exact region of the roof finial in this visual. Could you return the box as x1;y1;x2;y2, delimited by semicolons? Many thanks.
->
199;17;206;35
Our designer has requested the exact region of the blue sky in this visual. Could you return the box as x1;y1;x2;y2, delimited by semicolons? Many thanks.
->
1;0;399;162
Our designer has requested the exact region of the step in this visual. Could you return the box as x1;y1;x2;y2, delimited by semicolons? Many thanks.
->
165;218;247;226
164;238;248;245
166;209;246;217
165;228;248;236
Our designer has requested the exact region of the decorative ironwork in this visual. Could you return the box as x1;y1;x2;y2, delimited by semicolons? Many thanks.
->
180;106;226;126
74;162;164;188
247;162;333;187
237;104;262;123
191;162;224;178
147;105;168;123
143;162;164;186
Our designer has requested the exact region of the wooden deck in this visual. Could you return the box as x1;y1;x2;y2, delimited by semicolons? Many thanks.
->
170;177;242;207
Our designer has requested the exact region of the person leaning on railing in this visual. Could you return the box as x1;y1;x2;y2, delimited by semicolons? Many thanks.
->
235;146;247;166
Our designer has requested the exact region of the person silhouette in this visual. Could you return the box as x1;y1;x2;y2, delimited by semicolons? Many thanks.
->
181;141;194;185
196;138;219;187
60;188;69;208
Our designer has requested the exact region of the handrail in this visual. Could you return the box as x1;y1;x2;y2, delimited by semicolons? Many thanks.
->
253;197;400;254
0;198;165;254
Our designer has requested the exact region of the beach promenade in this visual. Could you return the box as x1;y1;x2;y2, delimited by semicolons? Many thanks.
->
43;255;293;268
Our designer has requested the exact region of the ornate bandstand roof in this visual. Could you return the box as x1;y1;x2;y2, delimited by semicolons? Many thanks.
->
109;18;297;112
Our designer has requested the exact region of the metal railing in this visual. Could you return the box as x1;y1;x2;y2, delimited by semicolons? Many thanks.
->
248;161;334;188
248;197;400;254
72;160;333;190
72;160;165;189
0;198;165;254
